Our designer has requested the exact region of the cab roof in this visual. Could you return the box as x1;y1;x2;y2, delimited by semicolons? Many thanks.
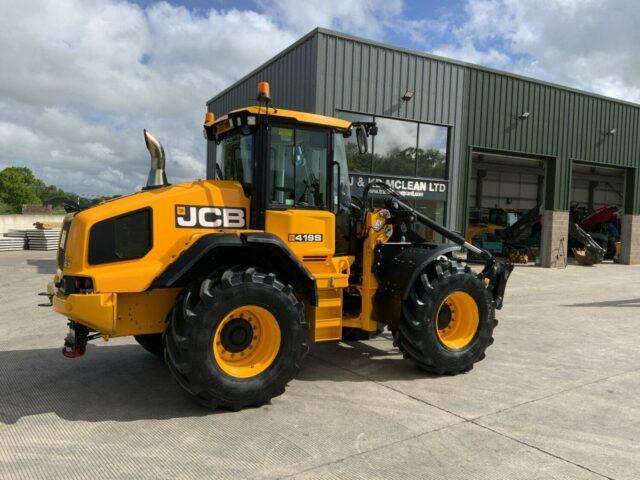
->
212;106;352;132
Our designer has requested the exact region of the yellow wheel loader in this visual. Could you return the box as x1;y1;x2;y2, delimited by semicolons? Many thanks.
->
47;82;513;410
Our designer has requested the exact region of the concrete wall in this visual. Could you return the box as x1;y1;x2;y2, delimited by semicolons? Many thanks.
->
620;214;640;265
540;210;569;268
0;215;65;234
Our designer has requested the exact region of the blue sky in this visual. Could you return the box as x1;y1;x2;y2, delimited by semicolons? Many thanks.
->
1;0;638;195
128;0;473;58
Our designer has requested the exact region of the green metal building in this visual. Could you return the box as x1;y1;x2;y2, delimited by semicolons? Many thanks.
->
207;28;640;266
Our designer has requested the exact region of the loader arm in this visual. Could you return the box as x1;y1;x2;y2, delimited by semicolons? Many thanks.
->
361;181;492;260
362;181;514;309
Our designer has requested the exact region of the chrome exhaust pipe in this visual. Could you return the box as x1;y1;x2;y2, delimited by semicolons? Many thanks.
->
144;129;168;189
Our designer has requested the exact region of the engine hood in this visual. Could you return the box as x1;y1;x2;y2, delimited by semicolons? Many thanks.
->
60;180;250;293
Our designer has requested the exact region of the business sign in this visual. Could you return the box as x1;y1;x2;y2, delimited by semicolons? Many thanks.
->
349;173;447;201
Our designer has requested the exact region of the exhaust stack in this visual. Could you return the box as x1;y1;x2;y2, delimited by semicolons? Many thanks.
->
144;129;168;189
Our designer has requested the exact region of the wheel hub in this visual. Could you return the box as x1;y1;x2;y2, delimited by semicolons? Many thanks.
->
437;303;453;330
220;318;254;353
213;305;281;379
435;291;479;350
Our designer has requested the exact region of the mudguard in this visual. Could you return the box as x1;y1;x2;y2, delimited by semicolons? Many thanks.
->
373;243;461;300
150;232;318;304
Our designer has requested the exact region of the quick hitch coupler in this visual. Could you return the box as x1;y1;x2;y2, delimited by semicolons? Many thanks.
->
62;321;91;358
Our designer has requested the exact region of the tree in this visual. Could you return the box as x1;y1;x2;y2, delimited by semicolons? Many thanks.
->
344;143;447;180
416;148;446;178
0;167;42;213
345;142;372;172
0;166;118;214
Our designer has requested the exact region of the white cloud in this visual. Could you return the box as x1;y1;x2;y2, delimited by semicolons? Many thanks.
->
436;0;640;103
261;0;404;38
0;0;419;196
433;42;513;70
0;1;298;195
3;0;638;197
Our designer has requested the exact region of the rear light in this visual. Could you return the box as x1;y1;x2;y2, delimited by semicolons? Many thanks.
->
59;276;94;295
75;277;94;293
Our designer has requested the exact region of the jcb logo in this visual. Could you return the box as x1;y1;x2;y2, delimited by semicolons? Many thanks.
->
175;205;246;229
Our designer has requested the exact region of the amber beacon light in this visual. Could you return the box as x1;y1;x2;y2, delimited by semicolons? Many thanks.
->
257;81;271;104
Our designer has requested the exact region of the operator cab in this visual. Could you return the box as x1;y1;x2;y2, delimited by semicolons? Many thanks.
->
205;101;373;256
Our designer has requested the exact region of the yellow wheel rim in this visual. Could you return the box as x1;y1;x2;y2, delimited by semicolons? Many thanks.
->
436;291;479;350
213;305;281;378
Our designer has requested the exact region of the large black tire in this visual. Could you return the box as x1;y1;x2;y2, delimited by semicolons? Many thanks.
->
134;334;164;357
394;258;495;375
164;267;309;410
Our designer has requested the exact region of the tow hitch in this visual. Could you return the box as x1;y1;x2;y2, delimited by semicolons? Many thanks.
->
38;292;53;307
62;321;100;358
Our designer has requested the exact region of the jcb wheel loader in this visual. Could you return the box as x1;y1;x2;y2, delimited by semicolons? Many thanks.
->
47;82;513;410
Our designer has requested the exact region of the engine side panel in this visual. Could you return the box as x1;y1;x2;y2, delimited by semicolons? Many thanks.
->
60;180;250;293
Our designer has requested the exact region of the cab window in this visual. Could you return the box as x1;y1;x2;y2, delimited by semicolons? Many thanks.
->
215;129;253;185
268;127;328;208
332;132;351;213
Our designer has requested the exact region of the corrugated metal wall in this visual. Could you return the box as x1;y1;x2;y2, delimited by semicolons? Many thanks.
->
205;33;319;178
460;68;640;222
315;31;466;228
206;28;640;226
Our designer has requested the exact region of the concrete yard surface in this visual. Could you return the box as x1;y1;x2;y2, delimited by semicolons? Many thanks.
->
0;251;638;479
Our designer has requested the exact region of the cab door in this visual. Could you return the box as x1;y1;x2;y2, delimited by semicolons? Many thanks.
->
264;125;334;259
263;124;350;342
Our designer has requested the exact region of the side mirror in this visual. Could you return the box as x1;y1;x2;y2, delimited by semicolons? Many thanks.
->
356;125;368;154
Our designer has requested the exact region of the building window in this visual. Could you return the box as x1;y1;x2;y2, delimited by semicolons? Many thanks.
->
337;110;449;232
372;117;418;176
414;199;445;242
417;124;448;179
336;111;449;180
